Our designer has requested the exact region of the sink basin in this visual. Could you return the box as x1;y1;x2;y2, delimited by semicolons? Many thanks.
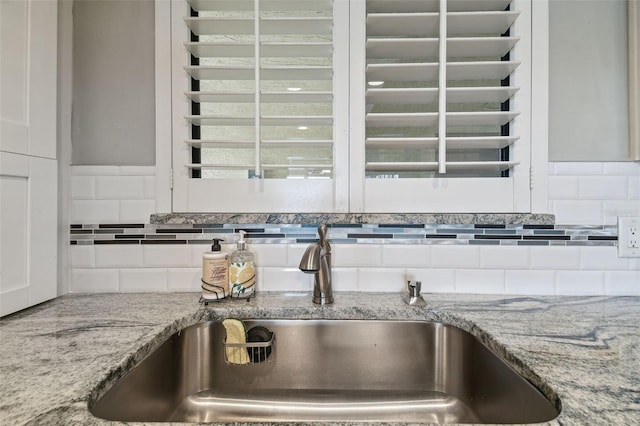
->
90;319;560;424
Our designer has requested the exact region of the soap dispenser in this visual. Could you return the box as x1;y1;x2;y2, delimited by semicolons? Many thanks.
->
229;231;255;298
202;238;229;300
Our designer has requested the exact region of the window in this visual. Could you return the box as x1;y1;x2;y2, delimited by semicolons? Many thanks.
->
171;0;349;212
169;0;545;213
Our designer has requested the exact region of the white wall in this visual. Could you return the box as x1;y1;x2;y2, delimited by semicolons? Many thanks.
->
549;0;629;161
72;0;155;166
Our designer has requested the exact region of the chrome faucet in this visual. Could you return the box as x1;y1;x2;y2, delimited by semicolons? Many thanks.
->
299;224;333;305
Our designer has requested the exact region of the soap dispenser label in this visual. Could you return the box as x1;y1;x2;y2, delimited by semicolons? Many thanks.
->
230;261;255;297
202;255;229;298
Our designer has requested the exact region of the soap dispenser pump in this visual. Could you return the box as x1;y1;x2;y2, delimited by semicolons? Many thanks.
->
229;231;255;298
403;280;427;307
202;238;229;300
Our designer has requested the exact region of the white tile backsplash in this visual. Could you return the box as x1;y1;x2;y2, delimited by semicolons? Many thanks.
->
530;246;580;269
70;245;95;268
332;268;359;291
190;243;234;268
628;177;640;199
250;244;288;267
552;200;604;225
71;166;155;224
333;244;383;267
71;200;119;223
286;244;308;267
604;271;640;295
168;268;202;291
95;176;146;200
578;176;628;200
71;166;120;176
603;200;640;225
505;270;556;295
190;244;209;268
260;268;312;291
550;162;640;225
143;245;191;267
548;176;579;200
71;268;119;292
382;245;430;267
406;268;456;293
68;244;636;296
455;269;505;294
119;200;156;223
603;162;640;176
95;245;143;268
552;162;604;175
579;246;629;270
480;246;530;269
120;268;167;292
431;245;480;269
119;166;156;176
144;176;156;199
555;271;606;295
68;163;639;296
357;268;406;292
71;176;95;199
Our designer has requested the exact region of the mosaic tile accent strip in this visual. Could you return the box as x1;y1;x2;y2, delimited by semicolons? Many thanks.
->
69;223;619;247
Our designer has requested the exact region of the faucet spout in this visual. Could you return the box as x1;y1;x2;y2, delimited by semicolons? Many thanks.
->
299;224;333;305
299;244;321;273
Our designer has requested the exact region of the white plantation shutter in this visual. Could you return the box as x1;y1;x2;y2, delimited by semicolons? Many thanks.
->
172;0;349;212
351;0;532;212
171;0;536;213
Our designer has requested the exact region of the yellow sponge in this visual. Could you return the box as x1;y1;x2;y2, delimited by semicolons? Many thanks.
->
222;319;250;364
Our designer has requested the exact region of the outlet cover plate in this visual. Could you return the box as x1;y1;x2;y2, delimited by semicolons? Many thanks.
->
618;216;640;258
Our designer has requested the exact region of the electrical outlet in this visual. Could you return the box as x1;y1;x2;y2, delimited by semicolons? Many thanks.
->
630;226;639;248
618;217;640;257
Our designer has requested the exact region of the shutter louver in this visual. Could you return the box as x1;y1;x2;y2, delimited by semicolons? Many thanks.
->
365;0;521;177
185;0;334;179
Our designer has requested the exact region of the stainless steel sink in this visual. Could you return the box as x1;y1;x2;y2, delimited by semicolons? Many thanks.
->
90;320;560;424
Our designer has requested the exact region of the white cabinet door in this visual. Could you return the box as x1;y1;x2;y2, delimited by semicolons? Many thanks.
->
1;154;57;316
1;0;58;316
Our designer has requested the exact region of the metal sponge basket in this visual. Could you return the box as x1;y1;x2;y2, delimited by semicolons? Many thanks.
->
224;326;275;365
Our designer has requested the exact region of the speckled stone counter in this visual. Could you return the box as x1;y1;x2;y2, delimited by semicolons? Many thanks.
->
151;213;555;225
1;293;639;425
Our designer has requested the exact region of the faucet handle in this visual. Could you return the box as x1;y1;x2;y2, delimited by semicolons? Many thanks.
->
318;223;328;239
317;224;330;253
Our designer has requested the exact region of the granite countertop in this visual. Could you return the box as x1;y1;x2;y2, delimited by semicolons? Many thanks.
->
150;213;555;225
1;292;638;425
